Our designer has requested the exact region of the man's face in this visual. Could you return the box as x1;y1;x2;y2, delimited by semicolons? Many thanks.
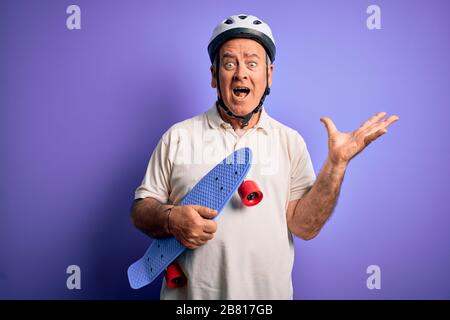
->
211;38;273;116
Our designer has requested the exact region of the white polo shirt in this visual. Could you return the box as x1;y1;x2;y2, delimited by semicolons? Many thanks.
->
135;104;316;300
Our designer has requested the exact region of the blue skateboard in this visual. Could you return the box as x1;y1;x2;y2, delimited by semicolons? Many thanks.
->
127;147;261;289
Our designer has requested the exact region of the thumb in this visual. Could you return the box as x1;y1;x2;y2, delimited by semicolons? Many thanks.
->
320;117;337;138
191;205;218;219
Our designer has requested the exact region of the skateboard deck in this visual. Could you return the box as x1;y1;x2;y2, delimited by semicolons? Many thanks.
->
127;147;252;289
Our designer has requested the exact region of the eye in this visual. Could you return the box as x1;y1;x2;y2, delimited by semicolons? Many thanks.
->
248;62;257;68
224;62;235;70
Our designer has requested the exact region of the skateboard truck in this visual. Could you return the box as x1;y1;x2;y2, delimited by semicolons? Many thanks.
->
165;180;263;288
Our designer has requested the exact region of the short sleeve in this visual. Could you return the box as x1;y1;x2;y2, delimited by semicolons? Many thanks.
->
289;133;316;201
134;137;171;203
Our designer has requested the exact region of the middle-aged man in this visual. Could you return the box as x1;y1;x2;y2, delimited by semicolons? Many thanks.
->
131;14;399;299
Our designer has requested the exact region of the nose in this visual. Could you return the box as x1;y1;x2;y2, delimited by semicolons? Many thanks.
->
233;64;248;81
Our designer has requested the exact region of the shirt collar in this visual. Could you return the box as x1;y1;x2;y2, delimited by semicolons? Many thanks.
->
206;102;271;134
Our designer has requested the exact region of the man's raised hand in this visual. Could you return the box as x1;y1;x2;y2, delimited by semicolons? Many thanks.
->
320;112;399;166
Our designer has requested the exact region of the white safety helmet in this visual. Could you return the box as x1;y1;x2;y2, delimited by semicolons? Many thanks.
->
207;14;276;64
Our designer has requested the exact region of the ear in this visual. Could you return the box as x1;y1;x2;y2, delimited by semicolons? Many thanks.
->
268;63;274;88
210;65;217;88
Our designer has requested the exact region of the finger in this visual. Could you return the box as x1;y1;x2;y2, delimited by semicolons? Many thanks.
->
184;240;198;250
382;115;399;127
194;239;207;247
199;232;214;242
185;237;205;249
203;220;217;234
370;115;399;130
320;117;337;137
360;115;399;137
354;112;387;135
191;205;218;219
362;128;387;146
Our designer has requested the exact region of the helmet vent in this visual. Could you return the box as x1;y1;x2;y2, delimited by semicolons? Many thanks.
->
224;19;234;24
253;20;262;25
238;15;247;20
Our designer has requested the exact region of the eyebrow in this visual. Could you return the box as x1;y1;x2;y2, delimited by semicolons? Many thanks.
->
222;52;261;59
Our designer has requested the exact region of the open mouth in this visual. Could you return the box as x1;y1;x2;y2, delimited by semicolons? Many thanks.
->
232;86;251;98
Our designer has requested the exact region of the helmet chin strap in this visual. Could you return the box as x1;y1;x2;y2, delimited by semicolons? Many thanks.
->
215;54;270;128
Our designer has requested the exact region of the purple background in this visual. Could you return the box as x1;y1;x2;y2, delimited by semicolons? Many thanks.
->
1;0;449;299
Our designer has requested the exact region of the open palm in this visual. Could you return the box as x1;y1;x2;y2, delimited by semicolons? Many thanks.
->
320;112;399;165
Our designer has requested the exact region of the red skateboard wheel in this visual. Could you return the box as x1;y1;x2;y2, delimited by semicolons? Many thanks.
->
165;262;187;288
238;180;263;206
